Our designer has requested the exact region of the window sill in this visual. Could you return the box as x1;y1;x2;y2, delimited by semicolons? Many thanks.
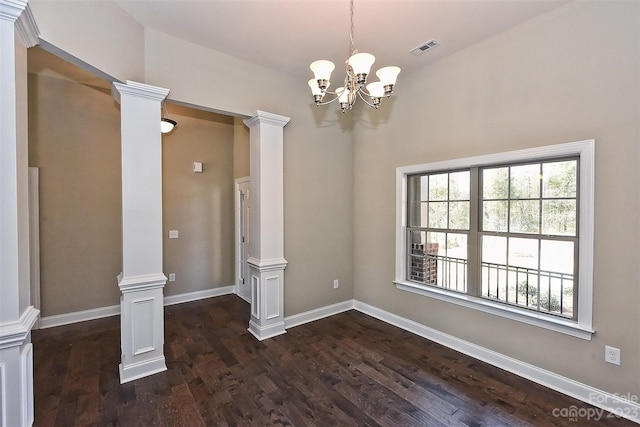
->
394;280;594;340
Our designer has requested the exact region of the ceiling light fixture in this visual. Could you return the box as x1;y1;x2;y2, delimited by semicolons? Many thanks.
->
308;0;400;113
161;103;177;134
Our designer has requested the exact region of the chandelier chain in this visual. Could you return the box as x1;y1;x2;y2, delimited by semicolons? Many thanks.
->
308;0;400;112
349;0;355;56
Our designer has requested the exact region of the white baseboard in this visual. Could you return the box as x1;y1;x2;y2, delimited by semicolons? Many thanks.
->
39;285;236;329
352;300;640;424
284;300;354;329
164;286;235;306
39;304;121;329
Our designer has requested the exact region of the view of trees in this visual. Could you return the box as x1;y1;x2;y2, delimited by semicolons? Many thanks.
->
407;159;578;317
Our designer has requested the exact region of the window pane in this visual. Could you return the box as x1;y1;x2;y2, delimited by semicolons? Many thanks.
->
510;200;540;234
444;233;467;292
449;201;469;230
483;201;508;232
482;235;507;265
510;164;540;199
419;175;429;200
543;160;577;198
407;201;424;227
428;202;448;229
542;200;576;236
508;237;538;270
540;240;574;275
429;173;448;201
482;236;507;301
483;167;508;199
449;171;470;200
446;233;467;260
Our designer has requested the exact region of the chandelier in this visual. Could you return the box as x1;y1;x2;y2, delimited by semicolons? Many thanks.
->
308;0;401;113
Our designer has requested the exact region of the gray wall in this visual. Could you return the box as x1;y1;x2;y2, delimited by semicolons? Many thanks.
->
162;105;236;296
353;1;640;396
28;74;123;316
28;71;245;315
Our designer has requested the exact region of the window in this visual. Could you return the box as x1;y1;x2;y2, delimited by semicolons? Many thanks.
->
395;140;594;339
407;171;469;292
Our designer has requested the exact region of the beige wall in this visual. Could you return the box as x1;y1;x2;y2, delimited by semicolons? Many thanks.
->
28;71;249;314
353;0;640;396
30;0;145;83
28;74;123;316
162;105;236;296
142;28;355;316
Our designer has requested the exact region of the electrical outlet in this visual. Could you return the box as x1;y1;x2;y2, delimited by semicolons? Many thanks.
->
168;273;176;282
333;279;339;289
605;346;620;365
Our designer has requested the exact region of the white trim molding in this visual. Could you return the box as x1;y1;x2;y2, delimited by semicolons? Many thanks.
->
353;300;640;424
0;306;39;350
39;304;121;329
164;286;235;306
277;298;638;424
395;139;595;339
39;286;235;329
284;300;354;329
15;3;38;47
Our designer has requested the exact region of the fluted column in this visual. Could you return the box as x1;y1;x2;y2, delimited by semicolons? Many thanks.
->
0;1;39;426
111;81;169;383
243;111;290;340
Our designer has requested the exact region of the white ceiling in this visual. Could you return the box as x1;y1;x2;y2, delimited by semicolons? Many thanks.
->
29;1;571;89
113;0;570;79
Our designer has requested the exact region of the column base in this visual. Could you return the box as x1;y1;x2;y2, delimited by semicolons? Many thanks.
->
118;273;166;384
119;355;167;384
248;319;286;341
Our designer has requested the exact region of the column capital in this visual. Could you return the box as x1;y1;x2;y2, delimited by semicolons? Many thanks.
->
244;110;290;128
15;4;39;47
112;80;170;104
0;0;27;22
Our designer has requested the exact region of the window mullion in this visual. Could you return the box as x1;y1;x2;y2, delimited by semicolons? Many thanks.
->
467;167;481;297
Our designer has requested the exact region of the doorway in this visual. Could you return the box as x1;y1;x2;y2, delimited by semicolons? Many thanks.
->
235;177;251;302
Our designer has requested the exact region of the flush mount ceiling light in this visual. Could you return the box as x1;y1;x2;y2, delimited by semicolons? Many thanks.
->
161;103;177;134
308;0;400;113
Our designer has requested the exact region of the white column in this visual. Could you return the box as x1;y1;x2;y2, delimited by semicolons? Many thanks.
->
112;81;169;383
243;111;290;340
0;2;39;426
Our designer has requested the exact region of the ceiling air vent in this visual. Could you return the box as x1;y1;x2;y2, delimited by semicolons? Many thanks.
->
410;39;440;56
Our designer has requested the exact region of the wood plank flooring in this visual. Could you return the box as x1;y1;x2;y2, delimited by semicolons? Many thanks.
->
33;295;635;426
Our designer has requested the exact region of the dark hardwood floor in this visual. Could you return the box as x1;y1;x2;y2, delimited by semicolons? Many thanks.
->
33;295;634;426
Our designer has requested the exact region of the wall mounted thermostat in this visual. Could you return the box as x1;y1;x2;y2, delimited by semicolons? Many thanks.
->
193;162;203;173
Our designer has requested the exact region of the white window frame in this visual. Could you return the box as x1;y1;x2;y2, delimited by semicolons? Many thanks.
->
394;140;595;340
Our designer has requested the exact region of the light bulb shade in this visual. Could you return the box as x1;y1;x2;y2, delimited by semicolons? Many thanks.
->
366;82;385;98
308;79;324;96
336;87;350;103
161;118;177;134
376;67;400;86
347;53;375;75
310;60;335;81
376;66;401;86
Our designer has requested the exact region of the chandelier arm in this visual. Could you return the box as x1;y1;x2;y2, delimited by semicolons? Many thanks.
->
356;90;379;109
314;94;342;107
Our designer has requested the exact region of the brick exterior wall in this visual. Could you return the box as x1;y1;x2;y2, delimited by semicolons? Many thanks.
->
410;243;439;284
